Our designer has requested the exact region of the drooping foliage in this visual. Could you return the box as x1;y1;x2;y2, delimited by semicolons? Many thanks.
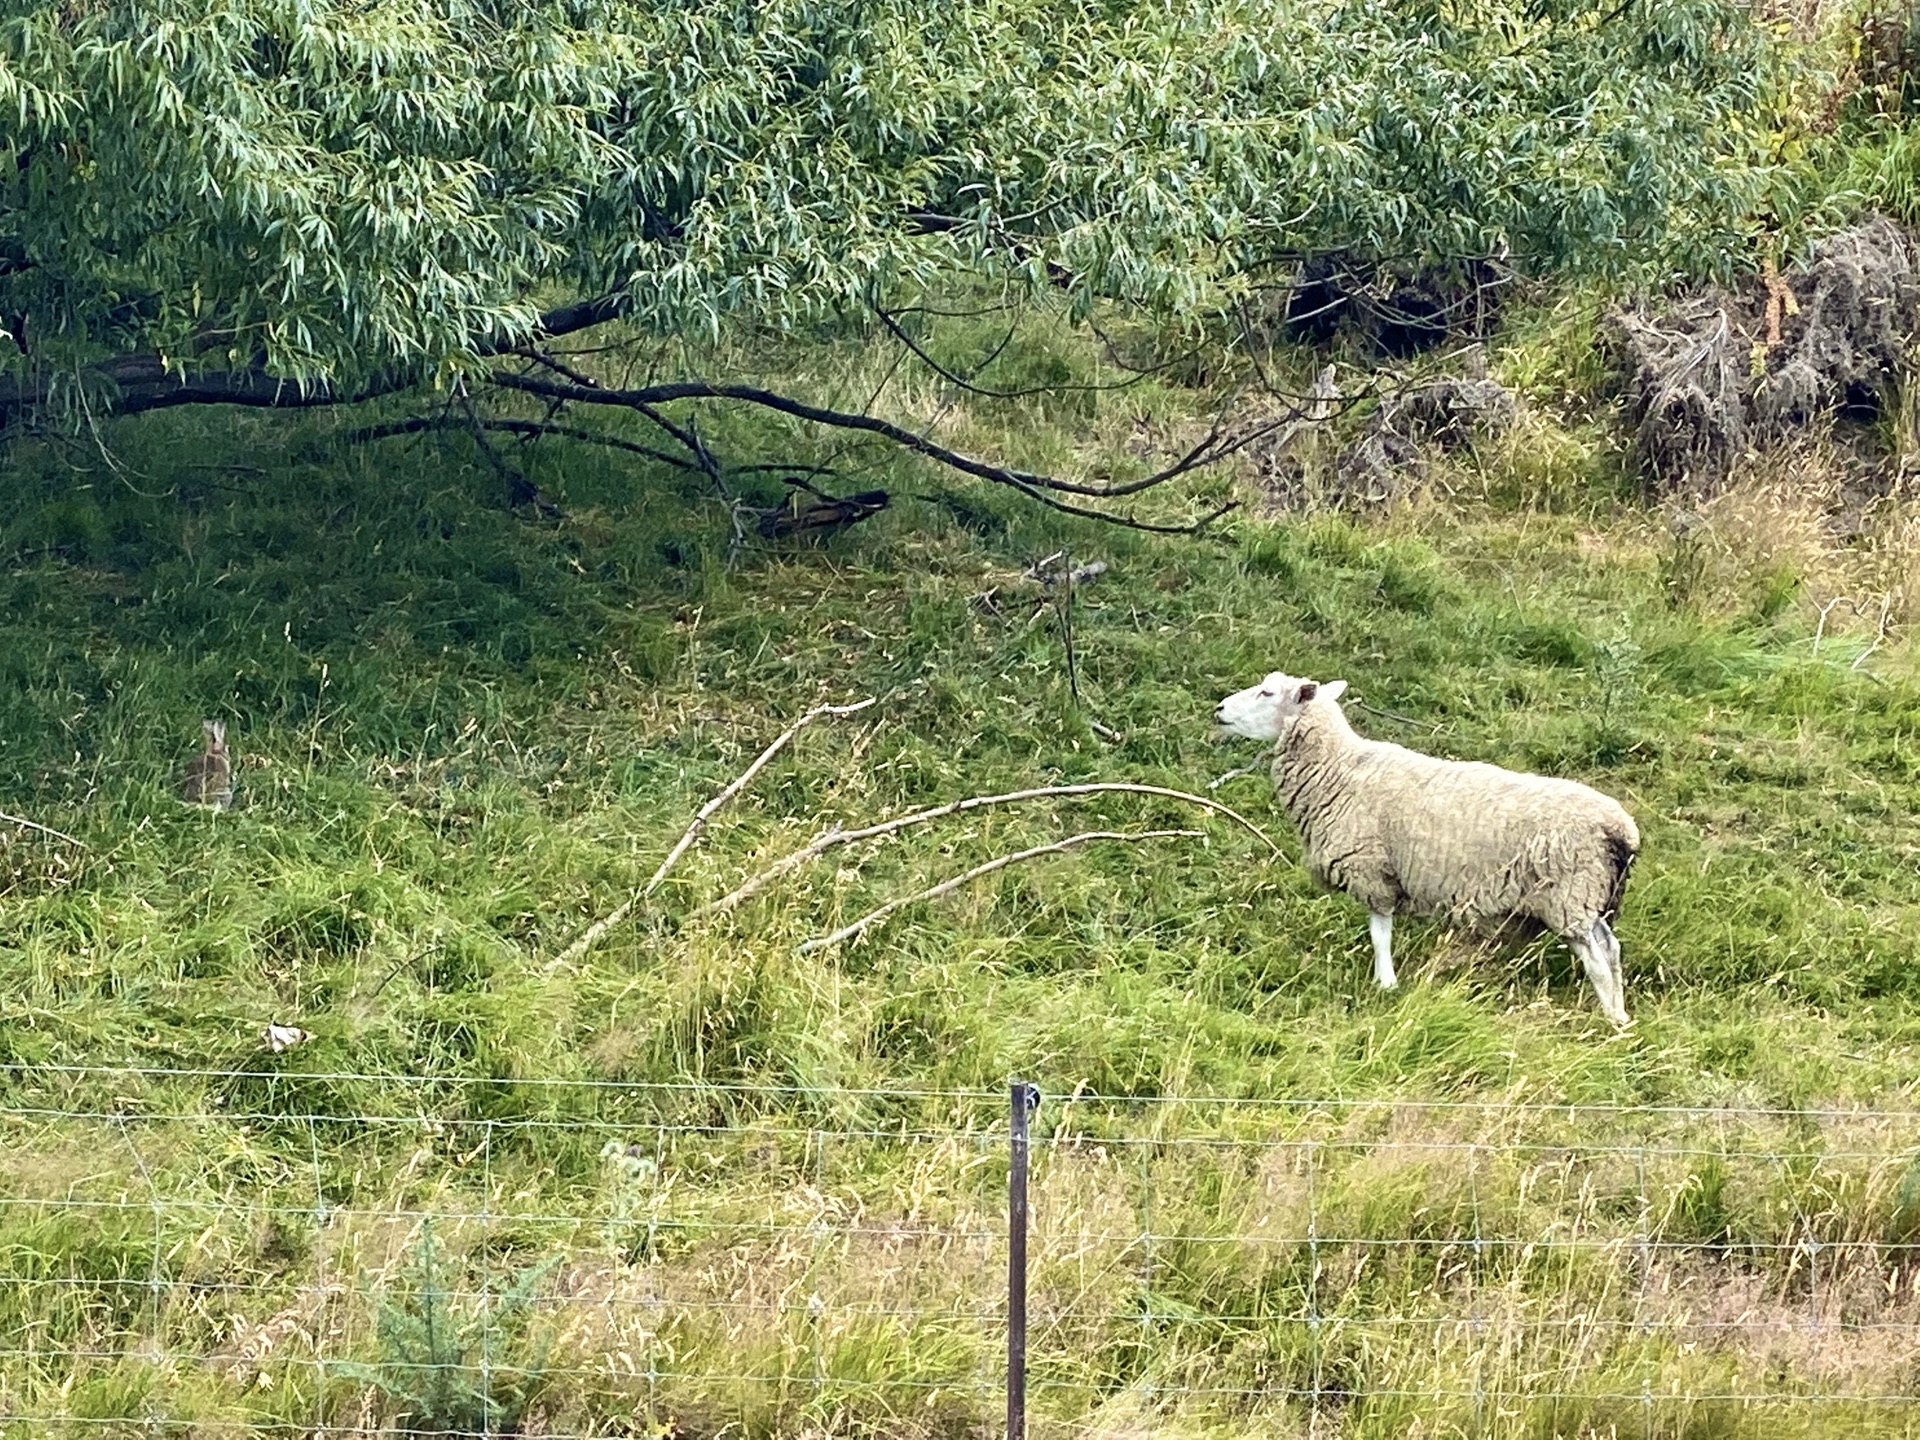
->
0;0;1783;395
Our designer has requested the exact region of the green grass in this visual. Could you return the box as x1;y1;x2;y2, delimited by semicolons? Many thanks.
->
1;310;1918;1438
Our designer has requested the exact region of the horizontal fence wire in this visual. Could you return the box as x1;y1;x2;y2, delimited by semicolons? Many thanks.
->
3;1065;1919;1439
19;1061;1920;1119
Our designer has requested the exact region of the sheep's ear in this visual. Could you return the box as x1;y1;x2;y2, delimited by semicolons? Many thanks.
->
1319;679;1348;704
1296;682;1317;703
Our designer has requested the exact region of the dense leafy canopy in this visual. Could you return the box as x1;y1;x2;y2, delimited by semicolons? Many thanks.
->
0;0;1780;395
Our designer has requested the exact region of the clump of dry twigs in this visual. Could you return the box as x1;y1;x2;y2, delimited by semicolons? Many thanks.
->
1611;217;1920;491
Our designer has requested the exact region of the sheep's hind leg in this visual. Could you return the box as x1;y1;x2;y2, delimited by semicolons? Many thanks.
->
1592;918;1629;1027
1369;912;1398;990
1568;923;1630;1029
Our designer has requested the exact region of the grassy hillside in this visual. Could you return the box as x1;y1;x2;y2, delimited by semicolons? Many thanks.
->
2;307;1919;1437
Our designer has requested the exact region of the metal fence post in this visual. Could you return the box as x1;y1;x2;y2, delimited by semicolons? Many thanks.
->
1009;1080;1040;1440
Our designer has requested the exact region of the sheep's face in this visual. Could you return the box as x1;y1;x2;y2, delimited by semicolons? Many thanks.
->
1215;671;1347;741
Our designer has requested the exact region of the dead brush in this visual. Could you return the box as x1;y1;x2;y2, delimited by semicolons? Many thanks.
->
1661;441;1915;650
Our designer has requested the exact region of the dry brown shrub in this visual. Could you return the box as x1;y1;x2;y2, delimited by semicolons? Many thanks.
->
1663;441;1918;637
1612;217;1920;492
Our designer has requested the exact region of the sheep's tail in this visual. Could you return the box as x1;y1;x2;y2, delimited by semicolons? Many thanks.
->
1601;825;1637;923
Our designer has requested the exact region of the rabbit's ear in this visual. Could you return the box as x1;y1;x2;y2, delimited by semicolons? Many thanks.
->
203;719;225;744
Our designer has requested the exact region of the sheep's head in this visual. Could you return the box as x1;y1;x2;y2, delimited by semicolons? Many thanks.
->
1215;672;1348;741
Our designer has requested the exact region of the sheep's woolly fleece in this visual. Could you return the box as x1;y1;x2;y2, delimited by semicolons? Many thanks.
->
1217;675;1639;937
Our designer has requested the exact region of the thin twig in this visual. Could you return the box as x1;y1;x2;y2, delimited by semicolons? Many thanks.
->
0;810;85;847
456;384;560;518
1812;594;1896;669
871;303;1153;399
794;828;1203;953
649;699;878;889
1207;760;1269;792
1355;699;1445;733
1852;593;1894;671
698;782;1280;917
551;698;876;965
1051;551;1118;741
1812;596;1845;656
1059;546;1082;711
513;347;603;391
508;351;758;551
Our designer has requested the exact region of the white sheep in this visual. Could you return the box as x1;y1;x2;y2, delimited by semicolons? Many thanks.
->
1215;670;1639;1027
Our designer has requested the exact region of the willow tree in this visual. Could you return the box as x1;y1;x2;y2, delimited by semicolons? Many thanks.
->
0;0;1785;517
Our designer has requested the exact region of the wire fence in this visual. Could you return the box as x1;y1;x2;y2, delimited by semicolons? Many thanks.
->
5;1064;1920;1439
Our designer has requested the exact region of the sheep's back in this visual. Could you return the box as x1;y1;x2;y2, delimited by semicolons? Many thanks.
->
1382;758;1637;932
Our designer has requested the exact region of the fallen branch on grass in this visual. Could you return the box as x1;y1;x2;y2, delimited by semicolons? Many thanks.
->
1812;593;1896;670
491;369;1247;534
698;781;1280;917
0;810;85;847
794;828;1203;953
458;383;561;517
550;696;877;966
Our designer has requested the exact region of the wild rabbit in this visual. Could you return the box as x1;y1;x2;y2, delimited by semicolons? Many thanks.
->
180;719;233;810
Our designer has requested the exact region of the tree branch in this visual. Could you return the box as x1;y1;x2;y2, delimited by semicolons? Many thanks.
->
0;810;85;847
794;828;1204;953
699;781;1280;916
2;289;1249;535
0;293;632;426
549;697;877;967
514;346;734;498
871;303;1153;400
489;369;1248;533
457;383;561;517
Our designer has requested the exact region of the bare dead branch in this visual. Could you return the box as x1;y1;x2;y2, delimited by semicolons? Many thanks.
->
698;781;1281;917
519;351;739;498
457;384;561;518
1058;546;1084;712
1853;594;1895;671
794;828;1204;953
512;347;604;391
550;697;877;966
1084;314;1213;379
1207;759;1269;791
0;810;85;847
490;370;1262;524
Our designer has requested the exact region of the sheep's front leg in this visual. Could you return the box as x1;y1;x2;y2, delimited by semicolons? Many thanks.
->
1369;911;1397;989
1569;924;1630;1029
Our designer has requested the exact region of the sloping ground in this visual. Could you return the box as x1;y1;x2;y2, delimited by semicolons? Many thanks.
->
0;318;1917;1436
